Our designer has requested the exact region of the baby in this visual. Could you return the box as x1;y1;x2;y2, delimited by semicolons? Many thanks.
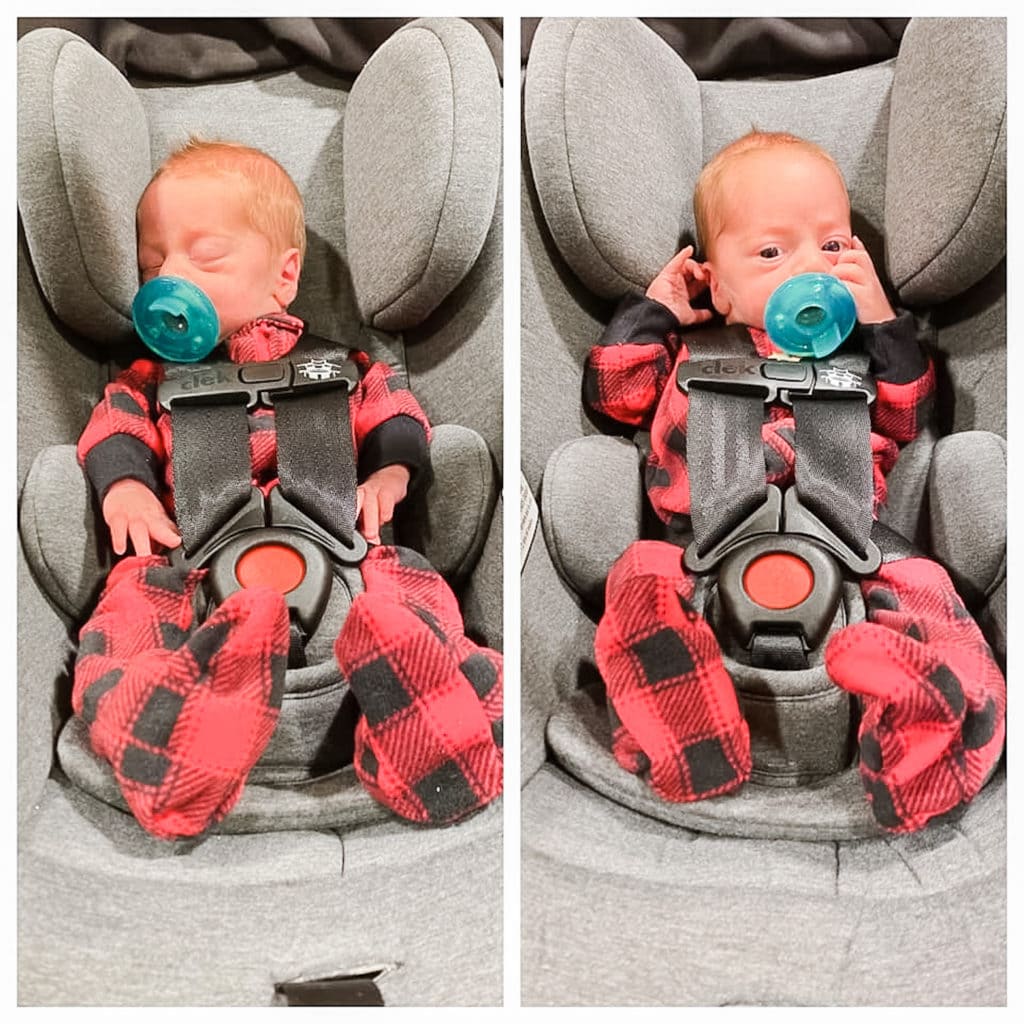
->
73;140;503;839
586;131;1004;833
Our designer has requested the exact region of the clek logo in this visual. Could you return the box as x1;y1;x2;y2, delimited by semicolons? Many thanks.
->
177;367;231;391
297;357;344;382
697;359;760;378
816;366;863;390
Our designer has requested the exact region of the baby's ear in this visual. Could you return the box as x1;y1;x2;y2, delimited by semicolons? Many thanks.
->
703;262;730;317
274;248;302;308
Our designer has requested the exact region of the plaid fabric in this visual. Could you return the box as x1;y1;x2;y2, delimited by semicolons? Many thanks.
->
337;545;503;825
73;555;289;840
825;556;1006;833
594;541;750;802
585;295;935;526
77;314;431;504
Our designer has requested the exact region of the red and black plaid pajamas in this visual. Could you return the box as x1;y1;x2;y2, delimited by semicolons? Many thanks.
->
74;314;502;839
587;293;1005;831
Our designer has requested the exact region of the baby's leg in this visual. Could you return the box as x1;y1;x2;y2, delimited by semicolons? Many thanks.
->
73;555;289;840
336;545;502;825
826;556;1005;832
596;540;750;802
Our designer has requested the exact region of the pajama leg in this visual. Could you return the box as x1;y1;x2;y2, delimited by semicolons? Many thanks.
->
335;545;503;825
73;555;289;840
825;556;1005;833
595;540;751;802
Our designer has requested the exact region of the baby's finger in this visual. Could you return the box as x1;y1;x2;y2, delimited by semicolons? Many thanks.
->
110;515;128;556
150;517;182;550
377;492;396;528
356;485;364;517
683;260;708;291
361;491;381;543
128;519;153;557
664;245;695;273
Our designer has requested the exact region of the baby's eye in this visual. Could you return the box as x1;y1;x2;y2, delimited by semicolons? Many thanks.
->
822;240;844;253
190;239;230;264
759;246;780;259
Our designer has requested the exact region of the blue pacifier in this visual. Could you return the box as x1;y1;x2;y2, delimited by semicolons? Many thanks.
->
132;276;220;363
763;273;857;359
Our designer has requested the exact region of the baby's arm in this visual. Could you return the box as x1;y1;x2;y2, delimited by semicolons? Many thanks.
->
77;359;181;556
350;353;431;543
584;247;709;428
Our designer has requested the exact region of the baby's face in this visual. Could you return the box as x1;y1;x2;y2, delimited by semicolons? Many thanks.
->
702;148;852;329
137;172;298;340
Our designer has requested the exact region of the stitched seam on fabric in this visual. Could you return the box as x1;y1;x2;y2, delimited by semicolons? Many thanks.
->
51;39;123;325
452;436;493;580
25;463;76;618
898;102;1006;293
539;443;587;600
559;20;640;294
374;27;458;325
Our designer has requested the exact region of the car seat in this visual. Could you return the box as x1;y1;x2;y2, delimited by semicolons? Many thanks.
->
18;18;503;1005
521;17;1005;1004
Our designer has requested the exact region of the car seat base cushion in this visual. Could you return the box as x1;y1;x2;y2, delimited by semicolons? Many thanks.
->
595;540;751;802
825;555;1006;833
336;545;503;826
73;554;289;841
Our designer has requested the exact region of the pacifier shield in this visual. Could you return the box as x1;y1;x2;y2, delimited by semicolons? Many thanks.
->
764;273;857;359
132;276;220;362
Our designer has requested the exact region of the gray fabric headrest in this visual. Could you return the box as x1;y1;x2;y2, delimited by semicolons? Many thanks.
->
525;18;702;299
885;18;1006;303
525;17;1005;308
17;28;150;341
343;18;502;331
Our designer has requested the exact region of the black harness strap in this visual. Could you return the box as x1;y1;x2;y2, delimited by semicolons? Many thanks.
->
792;393;874;558
687;388;767;559
683;325;770;560
678;326;877;566
162;331;359;559
171;401;253;556
275;386;358;545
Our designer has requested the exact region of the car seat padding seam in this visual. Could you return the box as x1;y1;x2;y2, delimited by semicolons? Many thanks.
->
559;19;642;296
51;37;133;329
895;102;1005;294
372;27;459;325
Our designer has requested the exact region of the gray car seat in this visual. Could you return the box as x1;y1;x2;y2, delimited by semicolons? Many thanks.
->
522;17;1005;1004
18;19;503;1005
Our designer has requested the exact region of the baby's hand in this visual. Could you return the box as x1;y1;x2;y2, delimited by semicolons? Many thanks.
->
102;478;181;556
357;464;411;545
832;236;896;324
645;245;713;326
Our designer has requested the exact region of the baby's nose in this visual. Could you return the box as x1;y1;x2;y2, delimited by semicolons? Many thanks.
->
158;255;192;281
795;249;833;276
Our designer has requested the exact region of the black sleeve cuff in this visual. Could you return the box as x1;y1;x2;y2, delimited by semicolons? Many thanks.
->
83;434;162;503
858;309;930;385
597;291;681;347
358;414;431;493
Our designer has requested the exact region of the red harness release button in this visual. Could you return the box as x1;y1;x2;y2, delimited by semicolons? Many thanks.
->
742;552;814;610
235;543;307;594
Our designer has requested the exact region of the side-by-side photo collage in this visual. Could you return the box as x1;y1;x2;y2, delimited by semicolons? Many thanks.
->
14;14;1008;1010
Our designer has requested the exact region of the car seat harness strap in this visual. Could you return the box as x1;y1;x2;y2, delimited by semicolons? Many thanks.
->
676;327;882;665
157;335;366;635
